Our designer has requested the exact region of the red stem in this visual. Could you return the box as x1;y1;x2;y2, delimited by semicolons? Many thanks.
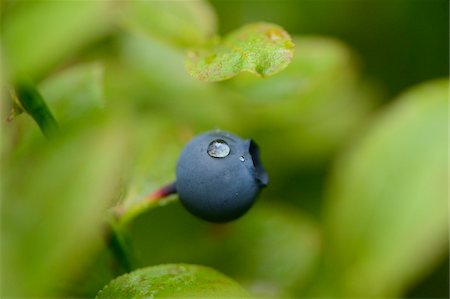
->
146;181;177;202
113;181;177;218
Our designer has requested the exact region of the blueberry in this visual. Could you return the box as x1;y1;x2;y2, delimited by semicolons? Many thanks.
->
176;130;268;223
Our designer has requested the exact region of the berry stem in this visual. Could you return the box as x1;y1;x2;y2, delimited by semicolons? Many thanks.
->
105;181;178;272
146;181;177;202
112;181;177;221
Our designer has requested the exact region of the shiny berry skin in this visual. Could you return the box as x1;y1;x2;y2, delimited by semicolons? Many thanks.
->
176;130;268;223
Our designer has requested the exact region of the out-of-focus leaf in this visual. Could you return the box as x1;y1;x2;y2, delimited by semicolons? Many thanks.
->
218;203;321;297
112;117;185;227
128;202;321;297
96;264;250;298
39;63;104;123
3;1;117;80
229;36;378;165
185;22;294;82
37;117;184;298
324;79;448;297
121;0;217;48
105;32;239;130
58;246;121;299
219;37;379;212
1;116;130;297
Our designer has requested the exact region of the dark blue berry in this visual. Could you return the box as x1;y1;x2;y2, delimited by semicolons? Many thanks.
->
176;130;268;222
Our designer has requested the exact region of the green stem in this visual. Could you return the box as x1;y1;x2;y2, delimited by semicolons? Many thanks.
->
15;80;59;138
106;221;135;273
105;183;178;272
114;182;178;229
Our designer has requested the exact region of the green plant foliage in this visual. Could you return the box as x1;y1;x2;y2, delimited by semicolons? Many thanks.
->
126;201;320;297
105;32;239;131
2;1;447;298
1;116;130;296
3;1;117;81
110;119;185;228
14;81;59;138
227;36;379;169
39;63;105;123
96;264;250;298
185;22;294;82
212;203;321;297
324;79;449;297
122;0;217;47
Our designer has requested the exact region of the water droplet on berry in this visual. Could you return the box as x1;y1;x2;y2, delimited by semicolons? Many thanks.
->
207;139;230;158
239;156;245;162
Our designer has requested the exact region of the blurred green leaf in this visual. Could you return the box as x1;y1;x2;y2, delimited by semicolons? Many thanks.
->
217;203;321;297
3;0;117;80
112;118;184;226
39;63;104;123
128;202;320;297
224;37;379;209
324;79;448;297
115;32;204;92
122;0;217;48
105;32;239;130
185;22;294;82
57;245;121;298
1;116;130;297
96;264;250;298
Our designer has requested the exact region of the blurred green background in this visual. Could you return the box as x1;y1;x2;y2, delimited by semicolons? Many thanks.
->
1;0;448;298
212;0;449;97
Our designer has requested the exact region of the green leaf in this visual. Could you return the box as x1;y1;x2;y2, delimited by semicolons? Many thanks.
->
107;33;239;129
3;1;116;80
226;36;360;102
324;79;448;297
39;63;104;123
127;202;321;297
96;264;250;298
111;119;183;228
225;36;379;174
121;0;217;48
185;22;295;82
1;116;130;297
217;203;321;297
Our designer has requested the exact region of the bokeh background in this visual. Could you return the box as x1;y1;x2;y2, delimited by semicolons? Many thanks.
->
1;0;448;298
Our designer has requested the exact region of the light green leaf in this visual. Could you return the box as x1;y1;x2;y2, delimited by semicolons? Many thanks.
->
39;63;104;123
96;264;250;298
324;79;449;297
121;0;217;48
1;117;130;297
185;22;295;82
3;1;117;80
